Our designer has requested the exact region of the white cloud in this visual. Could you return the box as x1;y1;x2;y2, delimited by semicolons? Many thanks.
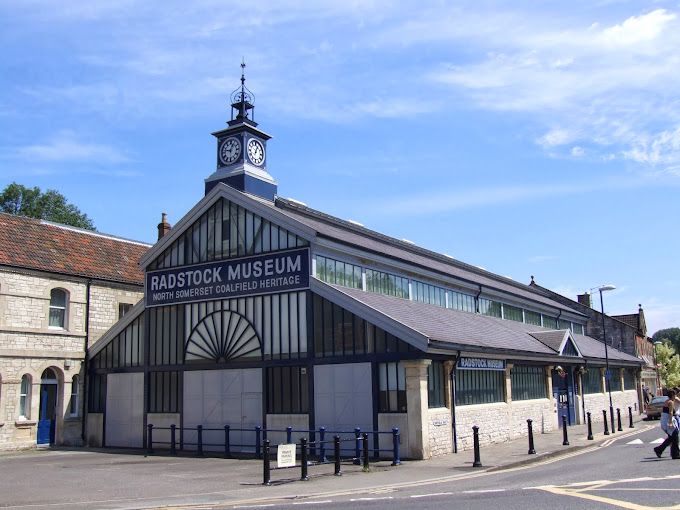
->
571;146;585;157
601;9;676;48
9;131;130;164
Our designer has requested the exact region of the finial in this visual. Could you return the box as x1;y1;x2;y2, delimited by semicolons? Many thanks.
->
229;59;255;124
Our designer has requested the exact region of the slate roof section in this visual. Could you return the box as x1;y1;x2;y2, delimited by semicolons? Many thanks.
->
529;330;571;353
0;212;150;285
612;313;639;330
264;197;586;317
320;281;640;364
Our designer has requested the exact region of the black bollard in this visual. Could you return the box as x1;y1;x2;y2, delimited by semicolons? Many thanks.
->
263;439;271;486
197;425;204;456
362;433;370;472
603;410;610;435
610;405;616;434
354;427;362;465
255;426;262;459
472;426;482;467
300;438;309;481
617;408;623;431
286;426;292;444
628;406;634;428
334;436;342;476
527;419;536;454
319;427;327;463
147;424;154;455
170;424;176;455
562;416;569;446
392;428;402;466
587;412;594;440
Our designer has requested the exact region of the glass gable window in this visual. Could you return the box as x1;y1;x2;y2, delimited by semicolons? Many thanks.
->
152;198;309;269
49;288;67;328
503;304;523;322
413;281;446;307
316;255;362;289
365;269;409;298
428;362;446;408
510;365;546;400
379;362;406;412
447;290;476;313
313;294;416;357
479;298;502;318
455;369;504;405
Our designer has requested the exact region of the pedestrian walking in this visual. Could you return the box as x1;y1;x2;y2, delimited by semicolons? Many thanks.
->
654;389;680;459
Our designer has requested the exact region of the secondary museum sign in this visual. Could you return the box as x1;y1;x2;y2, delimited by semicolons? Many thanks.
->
146;247;310;307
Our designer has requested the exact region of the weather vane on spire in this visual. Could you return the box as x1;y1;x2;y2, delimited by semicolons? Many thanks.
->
230;58;255;124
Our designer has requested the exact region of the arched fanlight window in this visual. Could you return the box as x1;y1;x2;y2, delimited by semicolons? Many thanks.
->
49;289;68;329
19;374;31;419
69;375;79;416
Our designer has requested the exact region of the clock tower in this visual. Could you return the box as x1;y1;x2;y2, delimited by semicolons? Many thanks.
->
205;62;277;200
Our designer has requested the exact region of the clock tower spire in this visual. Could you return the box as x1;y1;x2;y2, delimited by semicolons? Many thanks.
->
205;61;277;200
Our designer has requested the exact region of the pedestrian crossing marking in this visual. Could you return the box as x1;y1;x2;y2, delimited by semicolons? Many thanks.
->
626;439;643;444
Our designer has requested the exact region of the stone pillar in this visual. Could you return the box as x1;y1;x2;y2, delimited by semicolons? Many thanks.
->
402;359;431;460
546;366;557;430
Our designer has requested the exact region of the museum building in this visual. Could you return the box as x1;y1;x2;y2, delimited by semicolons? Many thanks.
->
86;74;642;459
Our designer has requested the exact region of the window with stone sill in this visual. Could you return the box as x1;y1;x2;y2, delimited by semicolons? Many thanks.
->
19;374;31;419
49;288;68;329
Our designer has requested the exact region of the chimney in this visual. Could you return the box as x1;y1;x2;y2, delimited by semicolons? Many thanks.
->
157;213;171;240
577;293;592;308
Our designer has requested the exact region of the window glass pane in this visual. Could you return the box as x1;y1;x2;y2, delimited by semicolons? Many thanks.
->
455;369;504;405
525;310;542;326
510;365;546;400
379;362;407;412
503;304;523;322
542;315;558;329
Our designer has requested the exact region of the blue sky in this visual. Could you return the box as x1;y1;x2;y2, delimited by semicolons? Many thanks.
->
1;1;679;335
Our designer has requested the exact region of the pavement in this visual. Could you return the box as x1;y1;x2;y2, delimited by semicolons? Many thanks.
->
0;416;659;510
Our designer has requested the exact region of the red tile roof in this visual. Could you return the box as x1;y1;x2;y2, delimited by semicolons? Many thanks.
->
0;212;150;285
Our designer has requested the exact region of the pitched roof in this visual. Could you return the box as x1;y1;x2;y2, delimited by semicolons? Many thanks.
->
315;280;640;364
0;212;150;285
612;313;639;330
262;197;586;317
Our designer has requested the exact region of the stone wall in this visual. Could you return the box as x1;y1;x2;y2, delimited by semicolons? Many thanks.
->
427;408;453;456
510;398;553;436
582;390;639;424
0;268;143;451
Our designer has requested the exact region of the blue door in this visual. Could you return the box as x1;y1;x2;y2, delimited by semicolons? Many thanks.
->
37;384;57;445
552;369;575;427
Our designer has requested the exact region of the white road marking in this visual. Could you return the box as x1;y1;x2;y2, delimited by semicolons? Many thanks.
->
463;489;506;494
350;497;394;501
626;439;643;444
233;505;276;509
651;438;664;443
293;501;332;505
410;492;453;498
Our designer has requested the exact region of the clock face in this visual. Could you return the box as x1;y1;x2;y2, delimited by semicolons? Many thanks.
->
247;138;265;166
219;137;241;165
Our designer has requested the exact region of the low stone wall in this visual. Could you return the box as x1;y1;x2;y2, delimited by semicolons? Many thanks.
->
428;408;453;456
583;390;639;424
455;402;510;451
511;398;554;436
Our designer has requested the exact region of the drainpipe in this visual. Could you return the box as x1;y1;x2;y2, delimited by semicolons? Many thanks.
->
81;279;92;442
475;286;483;313
451;350;461;453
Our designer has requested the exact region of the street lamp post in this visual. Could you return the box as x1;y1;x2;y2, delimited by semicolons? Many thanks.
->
599;285;616;434
653;340;663;395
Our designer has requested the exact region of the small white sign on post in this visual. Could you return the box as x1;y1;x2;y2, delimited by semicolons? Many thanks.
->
277;443;296;468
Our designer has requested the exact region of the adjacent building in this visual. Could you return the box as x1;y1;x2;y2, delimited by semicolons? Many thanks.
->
85;74;642;459
0;213;150;450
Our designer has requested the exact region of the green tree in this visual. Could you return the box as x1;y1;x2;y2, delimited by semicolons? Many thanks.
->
0;182;95;230
653;327;680;353
655;340;680;389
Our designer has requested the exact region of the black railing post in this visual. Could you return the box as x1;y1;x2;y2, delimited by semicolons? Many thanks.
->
286;426;292;445
617;408;623;431
472;426;482;467
587;412;594;440
300;438;309;481
224;425;231;458
354;427;361;465
147;424;154;455
392;428;402;466
334;436;342;476
170;424;177;455
319;427;327;463
197;425;204;456
263;439;271;486
603;410;610;435
628;406;634;428
255;426;262;459
527;419;536;454
362;433;370;472
562;416;569;445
